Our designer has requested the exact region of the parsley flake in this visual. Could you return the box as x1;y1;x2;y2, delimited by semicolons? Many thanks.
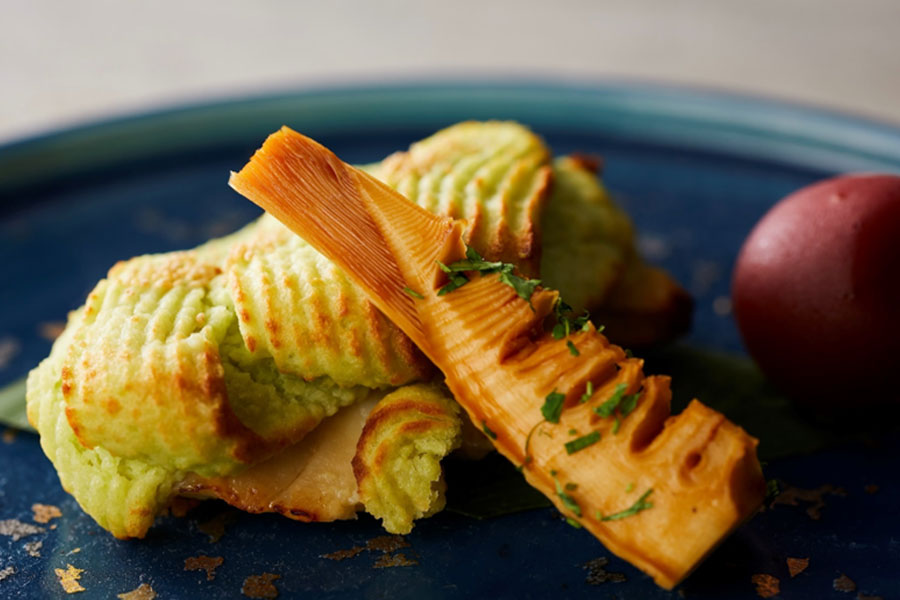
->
435;261;470;295
481;420;498;440
599;489;654;521
552;298;593;339
620;392;641;417
580;381;594;404
498;270;542;308
402;286;424;299
566;340;580;356
564;431;601;455
565;517;583;529
765;479;780;502
554;477;582;517
541;390;566;424
625;482;635;493
435;247;541;305
594;383;628;418
521;420;544;469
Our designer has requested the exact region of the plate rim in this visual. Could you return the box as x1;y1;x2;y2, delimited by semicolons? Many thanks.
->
2;78;900;195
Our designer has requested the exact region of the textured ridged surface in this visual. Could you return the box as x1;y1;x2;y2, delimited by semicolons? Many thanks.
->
27;247;383;537
352;384;461;534
230;128;765;588
226;213;431;388
26;311;179;539
369;121;552;276
60;252;261;475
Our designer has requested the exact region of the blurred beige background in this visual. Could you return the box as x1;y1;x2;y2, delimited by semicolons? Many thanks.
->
1;0;899;143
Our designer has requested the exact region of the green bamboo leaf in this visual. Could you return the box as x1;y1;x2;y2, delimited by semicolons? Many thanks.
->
0;377;33;432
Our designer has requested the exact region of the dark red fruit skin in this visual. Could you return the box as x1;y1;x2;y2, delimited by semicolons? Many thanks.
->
732;174;900;406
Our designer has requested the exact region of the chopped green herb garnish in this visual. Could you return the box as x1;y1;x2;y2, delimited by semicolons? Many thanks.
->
435;247;540;306
599;489;654;521
624;349;634;358
620;392;641;417
564;431;601;455
568;428;577;435
580;381;594;403
443;246;505;272
435;262;470;295
551;323;566;340
541;390;566;423
765;479;780;502
554;477;582;517
521;420;544;469
566;340;580;356
498;270;542;309
566;517;583;529
552;298;592;339
593;384;641;434
565;482;578;491
625;482;635;493
402;286;424;299
481;420;498;440
594;383;628;418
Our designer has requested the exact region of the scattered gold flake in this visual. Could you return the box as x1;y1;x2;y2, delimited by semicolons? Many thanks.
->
373;553;418;569
55;564;85;594
241;573;280;599
117;583;157;600
751;573;780;598
69;548;81;554
0;566;15;581
32;503;63;524
834;574;857;592
864;484;879;495
0;519;45;541
770;483;846;520
321;536;414;569
51;524;58;530
2;429;16;444
24;540;42;558
197;510;236;543
786;557;808;577
38;321;67;341
582;557;626;585
321;546;364;561
366;535;409;553
168;497;201;518
185;555;224;581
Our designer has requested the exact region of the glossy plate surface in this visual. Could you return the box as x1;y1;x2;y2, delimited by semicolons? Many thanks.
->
1;82;898;599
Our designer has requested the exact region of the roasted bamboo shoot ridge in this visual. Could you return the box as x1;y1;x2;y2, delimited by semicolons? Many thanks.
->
229;127;766;589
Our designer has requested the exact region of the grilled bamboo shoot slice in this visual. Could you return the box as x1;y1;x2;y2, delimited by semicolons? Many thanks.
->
229;127;765;589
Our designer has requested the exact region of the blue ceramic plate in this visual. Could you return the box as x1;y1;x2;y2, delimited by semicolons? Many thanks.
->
1;82;898;599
